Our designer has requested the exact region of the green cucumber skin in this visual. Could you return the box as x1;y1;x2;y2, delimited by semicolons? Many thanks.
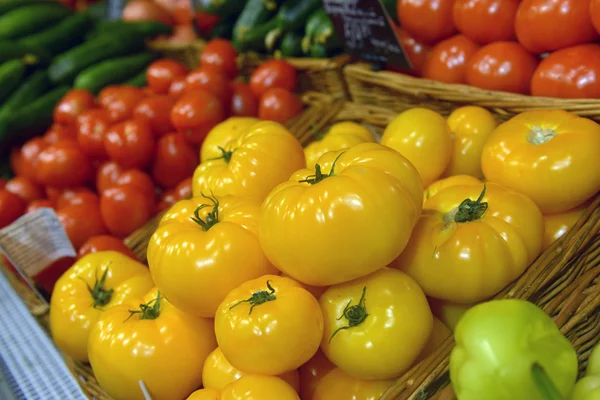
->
0;59;26;105
0;0;55;16
274;0;321;32
18;13;92;56
83;0;107;21
280;31;303;57
0;41;52;65
123;69;148;88
0;3;72;40
74;52;156;94
196;0;247;19
0;70;48;118
232;0;280;49
86;20;172;41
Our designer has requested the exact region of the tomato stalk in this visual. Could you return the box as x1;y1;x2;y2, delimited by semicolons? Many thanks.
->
531;363;563;400
329;286;369;343
527;126;557;145
212;146;234;163
190;193;220;231
445;184;488;223
299;151;345;185
83;265;114;308
127;292;162;321
229;280;277;315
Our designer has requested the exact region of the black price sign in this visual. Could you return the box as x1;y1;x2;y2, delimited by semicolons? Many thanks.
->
322;0;411;69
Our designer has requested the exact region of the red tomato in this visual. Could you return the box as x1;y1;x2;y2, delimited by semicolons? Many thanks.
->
591;0;600;35
169;76;187;98
200;38;238;79
171;90;224;144
45;187;62;205
10;148;25;178
44;124;77;144
4;176;44;203
422;34;480;83
35;140;92;188
104;119;155;169
531;44;600;98
194;11;219;34
258;88;303;124
151;133;198;189
394;25;432;75
0;178;5;189
397;0;457;44
452;0;518;44
0;190;26;228
174;177;193;200
100;86;145;123
133;95;176;136
57;203;107;250
100;185;153;238
96;161;123;194
20;138;48;182
53;89;95;127
26;199;54;213
155;189;177;214
56;188;99;210
231;82;259;117
78;235;138;260
515;0;598;54
250;60;298;98
76;108;111;159
147;59;189;95
465;41;538;94
115;169;157;203
98;86;120;108
184;66;232;106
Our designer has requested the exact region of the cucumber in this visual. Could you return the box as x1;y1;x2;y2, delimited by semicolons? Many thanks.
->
0;59;26;105
309;43;328;58
211;17;236;39
86;20;172;41
124;69;147;88
0;0;55;15
302;8;341;55
280;31;303;57
0;40;52;65
48;31;147;85
74;52;156;94
232;0;280;50
263;0;321;51
0;3;72;40
83;0;107;21
0;70;48;118
195;0;247;19
19;13;92;56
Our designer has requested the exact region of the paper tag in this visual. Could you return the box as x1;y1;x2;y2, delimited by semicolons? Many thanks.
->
0;208;76;277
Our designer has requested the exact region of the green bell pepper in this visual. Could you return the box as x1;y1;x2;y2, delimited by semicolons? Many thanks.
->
450;299;578;400
570;343;600;400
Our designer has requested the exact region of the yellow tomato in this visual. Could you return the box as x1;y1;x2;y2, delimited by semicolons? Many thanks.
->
381;108;452;187
200;117;260;162
49;251;153;362
543;200;590;250
320;267;432;380
299;350;336;400
444;106;497;178
313;368;395;400
281;272;328;299
202;347;300;392
260;143;423;286
481;110;600;214
428;298;477;332
424;175;482;204
147;195;277;317
393;182;544;303
193;121;305;203
304;122;375;168
215;275;323;375
187;388;220;400
221;375;299;400
413;317;452;365
88;288;216;400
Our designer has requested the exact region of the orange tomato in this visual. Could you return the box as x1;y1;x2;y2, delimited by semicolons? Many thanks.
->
422;34;480;84
393;25;432;75
397;0;457;44
453;0;519;44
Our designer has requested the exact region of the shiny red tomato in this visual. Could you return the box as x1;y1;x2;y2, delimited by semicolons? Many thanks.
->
147;59;189;95
10;148;25;178
78;235;138;260
53;89;95;127
394;25;432;75
466;41;538;94
0;190;26;228
56;188;99;210
98;86;120;108
35;140;92;188
184;66;232;106
397;0;457;44
171;89;224;144
45;187;62;205
591;0;600;34
422;34;480;83
155;188;177;214
0;178;5;190
115;169;157;204
200;38;239;79
453;0;519;44
231;82;259;117
133;95;176;137
100;86;145;123
4;176;44;204
515;0;598;54
20;138;48;182
44;124;77;144
26;199;54;213
57;203;107;250
104;119;155;169
258;88;303;124
174;177;192;200
100;185;153;238
96;161;123;194
76;108;110;159
151;133;197;189
169;76;187;98
250;60;298;98
531;44;600;98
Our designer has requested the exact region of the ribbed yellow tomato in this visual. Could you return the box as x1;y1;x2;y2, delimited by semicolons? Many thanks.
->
424;175;482;204
200;117;260;162
381;108;452;186
394;182;544;303
49;251;153;362
260;143;423;286
192;121;305;202
215;275;323;376
481;110;600;214
320;267;432;380
304;122;375;168
542;200;589;250
313;368;395;400
299;350;336;400
187;388;220;400
444;106;497;178
147;195;277;317
220;375;299;400
202;347;300;392
88;288;216;400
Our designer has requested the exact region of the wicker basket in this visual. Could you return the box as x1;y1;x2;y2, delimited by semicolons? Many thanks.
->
344;63;600;122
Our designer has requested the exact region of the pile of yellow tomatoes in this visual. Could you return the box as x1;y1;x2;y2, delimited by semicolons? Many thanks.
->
48;106;600;400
